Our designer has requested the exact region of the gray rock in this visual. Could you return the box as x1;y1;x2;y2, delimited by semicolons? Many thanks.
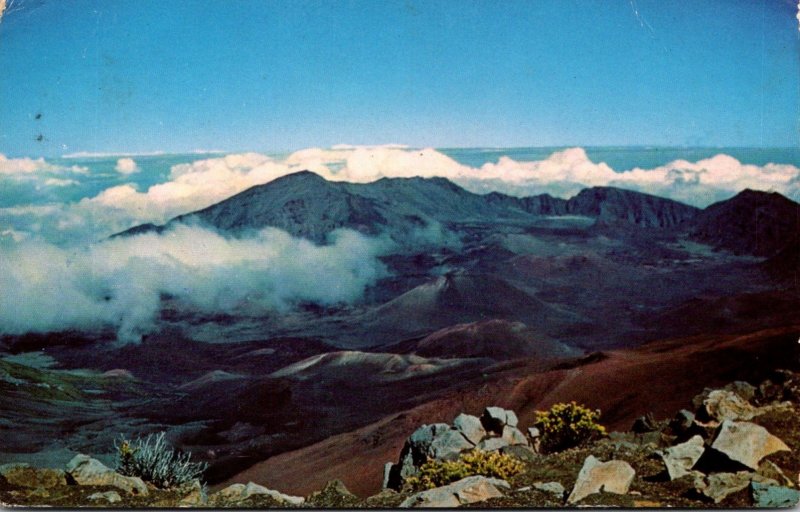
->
177;479;207;507
724;381;757;402
477;437;509;452
0;463;66;488
757;460;795;488
88;491;122;503
527;427;540;439
66;455;148;496
502;425;530;446
567;455;635;504
702;390;758;422
429;429;475;461
481;407;509;434
395;423;452;482
660;435;705;480
671;409;695;434
533;481;565;497
382;462;393;489
694;472;779;504
243;481;305;505
751;482;800;508
505;410;519;428
500;444;537;463
453;413;485;445
399;475;510;508
710;420;790;470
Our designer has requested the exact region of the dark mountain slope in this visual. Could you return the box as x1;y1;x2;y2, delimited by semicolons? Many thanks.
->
687;189;800;257
565;186;699;227
114;172;700;241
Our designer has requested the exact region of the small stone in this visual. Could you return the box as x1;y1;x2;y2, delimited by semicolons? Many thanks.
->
567;456;635;504
527;427;541;439
711;420;790;470
453;414;486;445
751;482;800;508
88;490;122;503
723;381;757;402
659;435;705;480
694;472;779;504
532;481;565;497
399;475;509;508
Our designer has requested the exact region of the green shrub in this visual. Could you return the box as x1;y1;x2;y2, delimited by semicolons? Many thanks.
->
404;450;525;491
114;432;207;489
534;401;606;453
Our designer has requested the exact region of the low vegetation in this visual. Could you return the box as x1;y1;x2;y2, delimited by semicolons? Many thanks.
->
534;401;607;453
404;450;525;491
114;432;207;489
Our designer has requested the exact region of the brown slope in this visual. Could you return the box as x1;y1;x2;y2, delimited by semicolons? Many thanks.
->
221;325;800;498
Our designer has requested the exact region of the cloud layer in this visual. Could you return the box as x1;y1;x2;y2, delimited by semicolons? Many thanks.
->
3;146;799;246
0;225;387;343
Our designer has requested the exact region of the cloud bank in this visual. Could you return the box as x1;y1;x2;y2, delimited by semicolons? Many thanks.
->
0;225;387;343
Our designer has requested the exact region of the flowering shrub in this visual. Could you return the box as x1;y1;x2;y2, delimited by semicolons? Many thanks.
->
534;401;606;453
404;450;525;491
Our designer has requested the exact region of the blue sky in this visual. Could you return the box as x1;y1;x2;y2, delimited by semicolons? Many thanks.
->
0;0;797;157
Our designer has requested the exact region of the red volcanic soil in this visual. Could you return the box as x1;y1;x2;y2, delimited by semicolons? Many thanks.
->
222;325;800;498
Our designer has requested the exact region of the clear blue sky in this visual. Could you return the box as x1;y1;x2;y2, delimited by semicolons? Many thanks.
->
0;0;797;157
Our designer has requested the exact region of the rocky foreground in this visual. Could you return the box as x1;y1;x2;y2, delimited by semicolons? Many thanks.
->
1;369;799;508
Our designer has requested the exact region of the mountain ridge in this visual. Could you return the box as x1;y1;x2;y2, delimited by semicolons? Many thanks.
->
113;171;701;242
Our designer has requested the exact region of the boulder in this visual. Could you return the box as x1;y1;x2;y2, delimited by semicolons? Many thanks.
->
306;479;359;508
477;437;509;452
87;490;122;504
501;425;530;446
429;429;475;461
659;435;705;480
670;409;695;434
399;475;510;508
757;460;795;488
500;444;537;463
213;482;304;505
177;479;207;507
66;455;148;496
391;423;452;485
566;455;635;504
0;463;67;488
702;390;758;422
723;381;757;402
243;482;305;505
693;472;779;504
452;414;485;445
481;407;510;434
751;482;800;508
533;481;565;497
710;420;790;470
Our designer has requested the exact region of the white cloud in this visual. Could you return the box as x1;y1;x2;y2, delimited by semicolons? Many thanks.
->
3;146;799;247
0;153;86;175
0;225;388;343
115;158;139;174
